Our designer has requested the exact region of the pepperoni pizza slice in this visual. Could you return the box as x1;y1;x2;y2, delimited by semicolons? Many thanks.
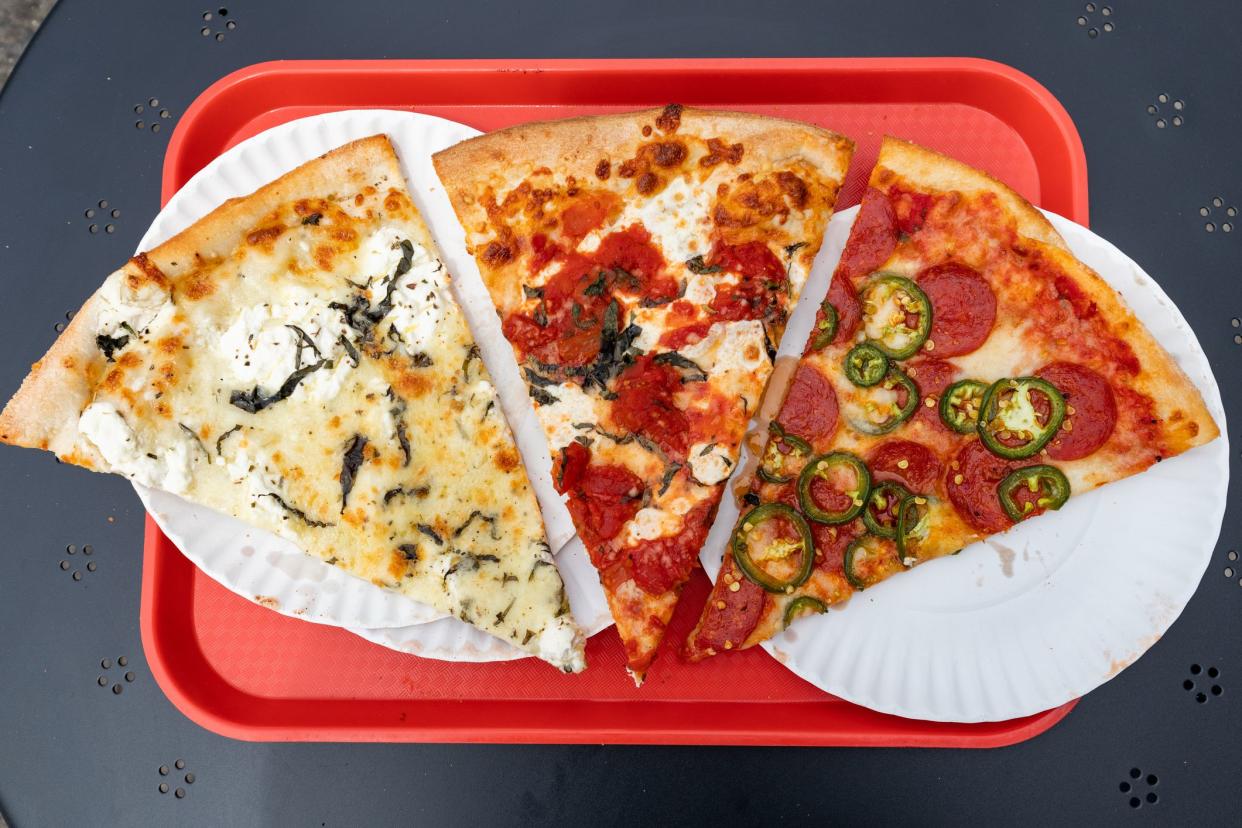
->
434;106;853;681
685;136;1219;660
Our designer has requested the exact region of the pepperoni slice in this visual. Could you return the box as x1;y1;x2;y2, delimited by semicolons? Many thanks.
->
867;440;943;494
824;270;862;345
945;441;1017;534
776;363;838;446
611;355;690;459
1036;362;1117;460
890;188;934;235
916;263;997;357
684;556;766;660
837;187;898;283
812;517;864;575
904;358;957;431
628;502;711;595
563;458;645;546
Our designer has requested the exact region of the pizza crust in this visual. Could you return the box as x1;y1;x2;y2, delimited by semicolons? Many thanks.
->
434;105;854;311
875;136;1068;251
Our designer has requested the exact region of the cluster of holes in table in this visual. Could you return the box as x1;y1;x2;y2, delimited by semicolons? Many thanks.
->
60;543;96;581
85;200;119;234
1077;3;1115;38
1120;769;1158;808
97;656;135;695
1201;197;1236;233
1225;548;1240;576
134;99;172;133
1184;664;1223;704
1148;94;1185;128
201;8;237;41
159;759;194;798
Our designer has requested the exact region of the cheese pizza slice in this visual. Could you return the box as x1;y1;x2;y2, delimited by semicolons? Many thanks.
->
434;106;853;681
0;135;585;672
685;136;1219;660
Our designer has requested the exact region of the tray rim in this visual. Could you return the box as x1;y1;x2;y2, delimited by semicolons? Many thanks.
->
140;55;1088;746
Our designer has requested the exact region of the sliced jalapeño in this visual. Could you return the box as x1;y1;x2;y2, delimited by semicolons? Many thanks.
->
862;480;911;538
997;464;1071;522
797;452;871;524
844;367;919;436
858;273;932;359
845;342;889;387
978;377;1066;459
939;378;988;434
731;503;815;593
782;595;828;628
758;421;813;485
808;301;839;351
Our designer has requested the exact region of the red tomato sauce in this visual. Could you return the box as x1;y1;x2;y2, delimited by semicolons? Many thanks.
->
609;355;690;458
502;225;676;367
625;502;713;595
709;240;786;323
554;442;645;547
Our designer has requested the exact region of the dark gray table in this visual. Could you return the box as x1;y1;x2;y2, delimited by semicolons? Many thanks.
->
1;1;1239;825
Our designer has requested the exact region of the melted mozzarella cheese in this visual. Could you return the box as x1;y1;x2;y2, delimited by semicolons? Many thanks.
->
947;323;1041;379
679;320;768;374
219;297;351;392
78;401;195;494
682;271;720;305
536;617;586;672
533;381;599;450
624;175;711;263
689;441;734;485
95;272;172;337
387;242;450;354
351;224;409;282
621;496;695;545
576;230;603;253
625;507;681;543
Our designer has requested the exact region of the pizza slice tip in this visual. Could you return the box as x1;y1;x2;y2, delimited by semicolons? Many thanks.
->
0;134;586;672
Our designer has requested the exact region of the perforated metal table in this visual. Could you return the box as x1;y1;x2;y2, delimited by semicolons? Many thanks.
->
1;1;1239;825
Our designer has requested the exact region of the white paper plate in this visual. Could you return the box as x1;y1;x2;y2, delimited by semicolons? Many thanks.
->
700;205;1229;722
133;110;607;642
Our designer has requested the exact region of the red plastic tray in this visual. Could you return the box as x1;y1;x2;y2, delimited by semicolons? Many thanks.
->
141;58;1087;745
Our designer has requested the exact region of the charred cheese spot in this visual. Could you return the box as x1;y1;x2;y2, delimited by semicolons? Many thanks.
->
383;189;408;213
595;159;611;180
245;225;284;248
314;245;337;270
393;370;433;398
712;166;823;232
155;335;182;355
651;141;688;168
128;253;169;290
481;240;513;267
494;447;521;473
700;137;744;167
655;103;683;133
180;269;217;301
